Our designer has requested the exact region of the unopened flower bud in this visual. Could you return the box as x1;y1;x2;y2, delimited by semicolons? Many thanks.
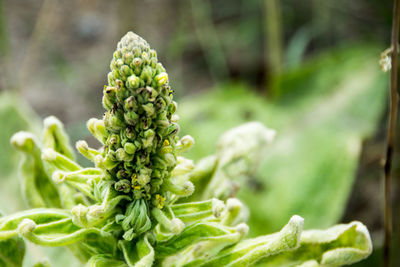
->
115;179;131;193
156;72;168;86
18;219;36;235
123;142;136;154
127;75;140;89
116;148;133;162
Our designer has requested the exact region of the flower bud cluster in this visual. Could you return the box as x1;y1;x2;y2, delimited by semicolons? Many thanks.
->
97;32;179;209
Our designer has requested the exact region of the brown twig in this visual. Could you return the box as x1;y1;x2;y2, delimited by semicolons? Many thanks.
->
384;0;400;266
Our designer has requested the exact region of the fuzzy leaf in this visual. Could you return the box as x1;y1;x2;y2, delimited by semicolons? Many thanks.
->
165;215;303;267
0;93;40;214
0;209;70;240
202;122;275;200
156;221;248;259
11;132;62;208
261;221;372;266
119;234;154;267
86;254;127;267
42;116;75;160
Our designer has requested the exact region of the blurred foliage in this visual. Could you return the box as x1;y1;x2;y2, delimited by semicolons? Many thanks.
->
0;93;40;214
0;236;25;267
179;44;387;236
0;93;81;266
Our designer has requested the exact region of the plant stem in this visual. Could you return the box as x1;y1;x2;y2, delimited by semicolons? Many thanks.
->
264;0;283;95
384;0;400;266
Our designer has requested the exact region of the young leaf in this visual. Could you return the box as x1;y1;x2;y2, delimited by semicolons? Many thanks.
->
261;221;372;266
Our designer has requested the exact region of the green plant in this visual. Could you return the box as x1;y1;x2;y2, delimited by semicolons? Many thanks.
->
0;32;373;266
177;45;386;235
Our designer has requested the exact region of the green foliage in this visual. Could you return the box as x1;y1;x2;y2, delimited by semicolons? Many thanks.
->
261;221;372;266
0;93;40;214
178;45;386;234
0;34;374;266
0;236;25;267
0;94;80;267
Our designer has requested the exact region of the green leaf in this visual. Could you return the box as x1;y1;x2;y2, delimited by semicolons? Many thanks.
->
0;236;25;267
171;198;224;224
173;215;303;267
11;132;62;209
260;221;372;266
119;234;154;267
0;93;40;214
86;254;127;267
42;116;75;161
156;221;248;259
0;208;70;240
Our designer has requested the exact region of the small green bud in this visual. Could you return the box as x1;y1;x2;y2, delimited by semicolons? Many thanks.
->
124;111;139;125
104;112;125;132
42;148;81;171
138;168;152;186
106;134;120;148
168;101;178;114
140;66;153;85
86;205;105;223
164;153;176;166
156;72;168;86
149;49;157;58
171;114;179;123
124;127;136;140
116;148;133;162
221;198;249;226
123;52;134;65
141;51;150;65
142;103;155;117
95;154;118;170
18;219;36;235
117;169;130;179
151;208;184;235
119;65;132;79
142;129;155;148
132;57;142;67
71;204;89;228
52;171;65;183
113;50;122;59
124;96;136;111
176;135;194;153
156;98;167;111
172;157;195;176
11;131;37;152
115;179;131;193
123;142;136;154
163;180;194;197
115;58;124;68
127;75;140;89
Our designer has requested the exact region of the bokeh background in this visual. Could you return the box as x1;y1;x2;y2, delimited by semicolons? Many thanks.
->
0;0;399;266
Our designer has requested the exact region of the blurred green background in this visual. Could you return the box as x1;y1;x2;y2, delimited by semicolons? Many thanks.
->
0;0;398;266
